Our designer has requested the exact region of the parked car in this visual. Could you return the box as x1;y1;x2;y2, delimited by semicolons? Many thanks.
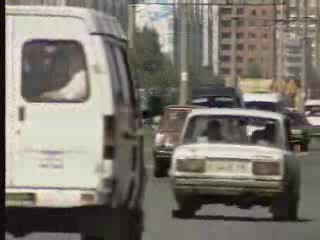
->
305;99;320;137
6;6;145;240
243;92;289;113
153;105;204;177
191;85;244;108
283;110;311;152
170;108;300;221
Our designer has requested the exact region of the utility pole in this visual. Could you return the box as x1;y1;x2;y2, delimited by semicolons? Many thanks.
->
229;5;237;88
128;0;136;49
301;0;308;107
179;0;189;105
272;0;278;83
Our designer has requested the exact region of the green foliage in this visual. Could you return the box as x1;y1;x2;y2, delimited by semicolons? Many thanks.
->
246;63;263;78
129;27;179;94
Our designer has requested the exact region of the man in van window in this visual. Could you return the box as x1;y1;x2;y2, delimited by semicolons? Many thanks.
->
40;44;87;101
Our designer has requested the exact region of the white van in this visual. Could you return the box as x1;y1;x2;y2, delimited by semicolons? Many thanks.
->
243;92;289;113
6;5;146;240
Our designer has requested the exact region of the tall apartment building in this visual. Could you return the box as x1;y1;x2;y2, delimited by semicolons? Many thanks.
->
285;0;320;73
218;5;275;82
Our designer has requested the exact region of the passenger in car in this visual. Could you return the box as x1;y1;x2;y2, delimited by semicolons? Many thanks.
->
252;123;276;146
207;120;223;142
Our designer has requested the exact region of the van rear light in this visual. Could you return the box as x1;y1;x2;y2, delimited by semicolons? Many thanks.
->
103;115;115;159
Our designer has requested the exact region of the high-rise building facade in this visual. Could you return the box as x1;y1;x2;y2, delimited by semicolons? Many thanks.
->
218;5;275;81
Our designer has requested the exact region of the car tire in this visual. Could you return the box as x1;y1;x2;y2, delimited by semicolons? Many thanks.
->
154;160;167;178
173;197;200;219
271;188;299;221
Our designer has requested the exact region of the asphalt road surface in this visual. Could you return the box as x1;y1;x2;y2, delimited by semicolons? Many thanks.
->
6;135;320;240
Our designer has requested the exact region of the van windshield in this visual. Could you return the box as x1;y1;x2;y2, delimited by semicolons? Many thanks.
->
22;40;89;102
245;101;277;112
192;96;235;108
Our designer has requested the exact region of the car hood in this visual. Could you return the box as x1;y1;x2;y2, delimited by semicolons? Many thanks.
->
173;143;284;161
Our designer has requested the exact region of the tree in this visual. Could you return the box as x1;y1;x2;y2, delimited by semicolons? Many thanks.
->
246;63;263;78
129;27;179;116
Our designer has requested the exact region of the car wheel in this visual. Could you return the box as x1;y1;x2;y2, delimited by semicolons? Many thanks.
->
271;189;299;221
154;161;167;178
172;198;200;219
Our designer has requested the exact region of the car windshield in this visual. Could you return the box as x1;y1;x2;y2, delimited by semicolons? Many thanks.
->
192;96;235;108
159;109;190;132
183;115;282;148
245;101;277;112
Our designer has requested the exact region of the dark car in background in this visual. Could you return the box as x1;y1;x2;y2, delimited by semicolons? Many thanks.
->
191;85;244;108
152;105;204;177
284;110;311;152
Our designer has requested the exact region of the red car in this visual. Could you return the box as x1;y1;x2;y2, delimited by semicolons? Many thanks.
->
152;105;205;177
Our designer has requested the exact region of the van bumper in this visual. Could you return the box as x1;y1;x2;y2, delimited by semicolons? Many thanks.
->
5;187;111;208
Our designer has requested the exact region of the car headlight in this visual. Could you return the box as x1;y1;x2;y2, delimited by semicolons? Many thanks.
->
252;161;280;176
176;158;205;173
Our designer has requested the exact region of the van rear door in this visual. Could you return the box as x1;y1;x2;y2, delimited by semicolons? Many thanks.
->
10;15;103;190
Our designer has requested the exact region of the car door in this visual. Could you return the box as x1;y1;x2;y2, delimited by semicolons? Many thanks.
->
10;15;103;190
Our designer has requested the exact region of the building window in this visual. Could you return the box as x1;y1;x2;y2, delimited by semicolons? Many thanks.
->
251;9;257;16
221;56;231;62
249;45;256;51
237;20;244;27
249;32;256;39
222;32;232;39
221;20;231;27
237;44;244;50
248;58;255;63
237;69;243;74
222;44;231;50
236;56;243;62
263;33;268;38
236;32;244;39
221;8;232;15
237;8;244;15
221;68;230;74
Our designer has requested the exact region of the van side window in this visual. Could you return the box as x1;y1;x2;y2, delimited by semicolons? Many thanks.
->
22;40;89;102
103;41;125;105
113;47;137;110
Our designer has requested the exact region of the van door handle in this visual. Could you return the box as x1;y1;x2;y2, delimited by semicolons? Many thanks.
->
19;106;25;122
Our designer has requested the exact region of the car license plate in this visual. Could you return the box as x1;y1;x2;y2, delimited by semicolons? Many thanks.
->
206;161;250;174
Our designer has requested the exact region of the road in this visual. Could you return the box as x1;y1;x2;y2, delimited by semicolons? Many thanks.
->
6;133;320;240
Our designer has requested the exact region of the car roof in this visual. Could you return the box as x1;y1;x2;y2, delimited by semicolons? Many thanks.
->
5;5;126;40
305;99;320;106
243;93;282;102
188;108;284;121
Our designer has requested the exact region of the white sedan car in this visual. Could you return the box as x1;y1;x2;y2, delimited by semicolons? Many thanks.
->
170;109;301;221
